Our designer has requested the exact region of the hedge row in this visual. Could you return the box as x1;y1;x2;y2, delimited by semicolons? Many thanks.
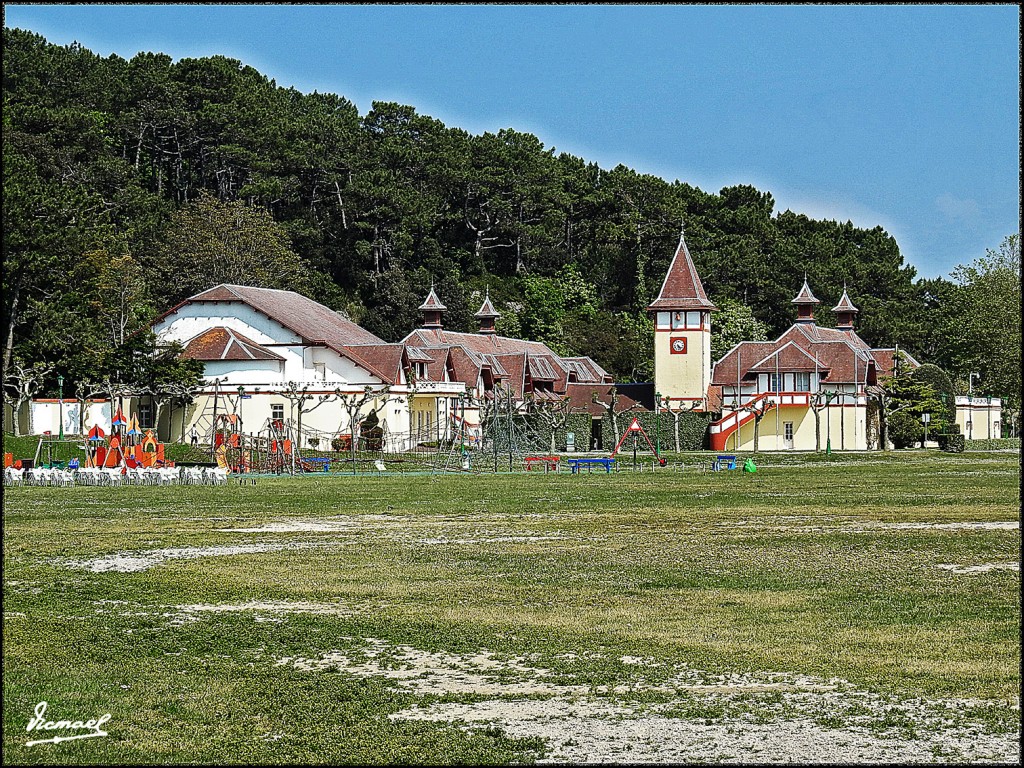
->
600;410;711;452
963;438;1020;451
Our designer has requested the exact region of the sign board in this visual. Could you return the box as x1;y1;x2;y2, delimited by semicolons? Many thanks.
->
921;413;930;423
565;432;575;452
626;417;643;432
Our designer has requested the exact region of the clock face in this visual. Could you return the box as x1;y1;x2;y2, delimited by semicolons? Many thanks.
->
670;337;687;354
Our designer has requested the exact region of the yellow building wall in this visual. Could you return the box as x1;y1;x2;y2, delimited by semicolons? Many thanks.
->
654;327;712;403
722;405;868;451
956;404;1002;440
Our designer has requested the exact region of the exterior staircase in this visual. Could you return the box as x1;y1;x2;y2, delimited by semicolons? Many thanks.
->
709;391;812;450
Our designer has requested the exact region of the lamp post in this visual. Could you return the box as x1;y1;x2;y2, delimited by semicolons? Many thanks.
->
237;385;245;432
458;393;466;454
210;377;221;454
57;374;64;440
654;392;661;460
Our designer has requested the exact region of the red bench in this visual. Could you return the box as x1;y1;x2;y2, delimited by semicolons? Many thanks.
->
524;455;560;472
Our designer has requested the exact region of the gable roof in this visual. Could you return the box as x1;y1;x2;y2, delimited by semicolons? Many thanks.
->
711;322;885;388
181;327;284;362
870;348;921;379
493;353;527;398
158;284;408;382
163;284;385;349
647;232;717;312
748;341;822;373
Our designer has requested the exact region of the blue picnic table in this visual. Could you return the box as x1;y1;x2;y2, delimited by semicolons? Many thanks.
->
302;457;331;473
567;457;615;474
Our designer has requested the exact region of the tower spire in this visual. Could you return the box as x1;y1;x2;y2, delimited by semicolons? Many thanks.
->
791;277;820;325
474;287;500;335
831;284;859;330
418;282;447;329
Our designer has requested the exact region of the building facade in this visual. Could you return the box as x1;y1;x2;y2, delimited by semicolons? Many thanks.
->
150;284;464;450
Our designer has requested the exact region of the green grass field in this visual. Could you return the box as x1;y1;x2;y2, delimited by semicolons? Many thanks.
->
3;449;1020;764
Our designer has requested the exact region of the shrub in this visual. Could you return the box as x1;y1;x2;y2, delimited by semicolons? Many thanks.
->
936;433;966;453
888;411;923;449
600;410;710;452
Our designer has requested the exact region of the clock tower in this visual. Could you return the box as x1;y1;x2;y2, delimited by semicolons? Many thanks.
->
647;229;717;410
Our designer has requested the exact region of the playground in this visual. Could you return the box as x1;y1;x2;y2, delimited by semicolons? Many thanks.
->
5;407;732;486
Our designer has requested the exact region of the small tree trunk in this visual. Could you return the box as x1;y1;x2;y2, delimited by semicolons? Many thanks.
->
3;273;23;375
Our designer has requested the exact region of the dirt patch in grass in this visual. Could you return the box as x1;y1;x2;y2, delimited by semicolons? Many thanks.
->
278;637;1020;764
63;541;338;573
935;563;1020;575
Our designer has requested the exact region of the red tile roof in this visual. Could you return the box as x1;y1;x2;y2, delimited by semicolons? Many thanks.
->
647;232;717;312
711;321;894;389
342;344;409;385
711;341;777;386
870;348;921;379
474;292;499;318
493;353;527;399
415;347;451;382
748;342;821;373
564;383;642;417
182;327;284;362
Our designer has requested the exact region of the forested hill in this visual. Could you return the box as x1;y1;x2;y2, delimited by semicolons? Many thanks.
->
4;28;1016;401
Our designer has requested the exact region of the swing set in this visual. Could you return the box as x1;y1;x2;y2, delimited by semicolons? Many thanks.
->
609;416;667;470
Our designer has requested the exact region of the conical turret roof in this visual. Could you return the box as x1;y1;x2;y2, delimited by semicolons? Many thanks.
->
791;278;820;305
831;287;859;314
418;284;447;312
474;290;499;319
647;230;717;312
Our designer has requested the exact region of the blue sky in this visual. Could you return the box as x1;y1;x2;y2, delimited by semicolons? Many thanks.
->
4;3;1019;279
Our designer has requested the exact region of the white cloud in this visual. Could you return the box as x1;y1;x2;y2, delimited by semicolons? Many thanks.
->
935;193;982;221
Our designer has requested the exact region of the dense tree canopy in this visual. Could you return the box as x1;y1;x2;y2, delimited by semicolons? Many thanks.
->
2;28;1019;406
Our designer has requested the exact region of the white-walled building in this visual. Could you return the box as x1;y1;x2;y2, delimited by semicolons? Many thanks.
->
151;284;465;449
955;396;1002;440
